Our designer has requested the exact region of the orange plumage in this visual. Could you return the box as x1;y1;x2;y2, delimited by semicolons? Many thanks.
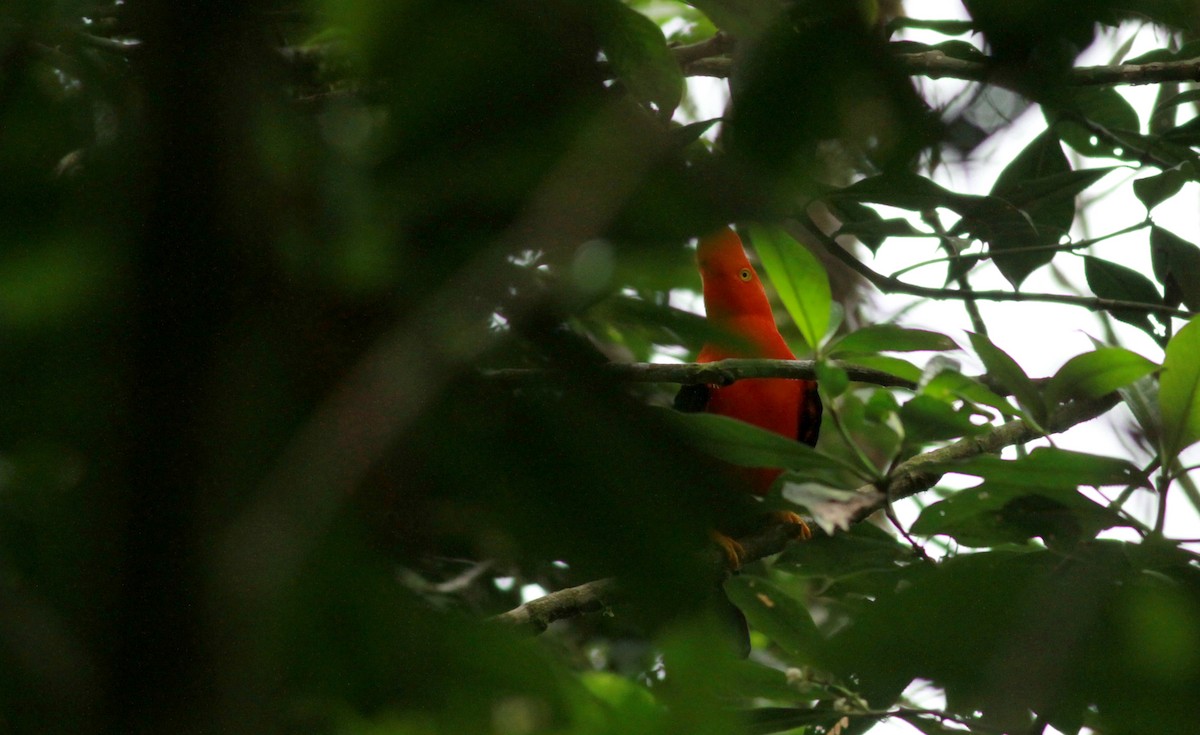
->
677;227;822;494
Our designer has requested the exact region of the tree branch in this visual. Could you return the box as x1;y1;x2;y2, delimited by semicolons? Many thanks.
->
484;359;916;389
684;48;1200;90
494;391;1120;632
790;214;1195;321
824;392;1122;529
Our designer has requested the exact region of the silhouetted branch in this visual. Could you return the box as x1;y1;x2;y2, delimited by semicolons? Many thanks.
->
494;391;1120;632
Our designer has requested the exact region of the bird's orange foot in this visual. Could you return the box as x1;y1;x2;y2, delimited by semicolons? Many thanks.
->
771;510;813;540
711;530;746;570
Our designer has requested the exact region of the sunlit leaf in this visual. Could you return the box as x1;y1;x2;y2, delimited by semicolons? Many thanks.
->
749;226;831;352
1159;316;1200;462
1047;348;1159;405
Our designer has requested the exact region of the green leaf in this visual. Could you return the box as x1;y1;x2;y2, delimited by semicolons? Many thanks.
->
924;447;1142;490
668;411;846;476
1134;168;1188;210
899;395;983;444
828;325;959;357
749;226;831;352
913;449;1139;547
912;487;1124;548
1047;348;1159;406
1120;373;1163;450
1150;225;1200;311
921;369;1018;418
839;355;923;384
593;0;683;115
968;332;1044;425
775;522;913;579
1159;316;1200;462
1082;255;1162;335
815;361;849;398
724;575;822;662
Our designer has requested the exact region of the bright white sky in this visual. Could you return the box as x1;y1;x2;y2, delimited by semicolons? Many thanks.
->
671;3;1200;732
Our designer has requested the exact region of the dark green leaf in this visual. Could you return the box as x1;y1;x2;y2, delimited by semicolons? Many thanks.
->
1152;89;1200;121
749;226;832;352
968;332;1044;425
912;449;1140;547
725;575;823;662
826;199;889;252
834;217;926;241
775;522;913;579
887;17;976;36
1133;167;1188;210
1162;116;1200;146
830;172;978;212
1126;39;1200;65
668;411;846;475
829;325;959;357
1047;347;1159;405
986;132;1106;286
671;117;721;147
1150;225;1200;310
1082;255;1162;335
1047;87;1140;158
594;0;683;114
1159;316;1200;462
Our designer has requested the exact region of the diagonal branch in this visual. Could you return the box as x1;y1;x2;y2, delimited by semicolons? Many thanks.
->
789;214;1195;321
684;48;1200;90
493;392;1121;632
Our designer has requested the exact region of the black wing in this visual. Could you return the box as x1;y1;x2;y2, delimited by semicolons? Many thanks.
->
797;385;822;447
673;383;711;413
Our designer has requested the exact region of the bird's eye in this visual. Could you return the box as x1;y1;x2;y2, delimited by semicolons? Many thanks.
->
738;268;752;282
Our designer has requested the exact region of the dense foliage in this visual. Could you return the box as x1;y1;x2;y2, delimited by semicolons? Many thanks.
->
2;1;1200;734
